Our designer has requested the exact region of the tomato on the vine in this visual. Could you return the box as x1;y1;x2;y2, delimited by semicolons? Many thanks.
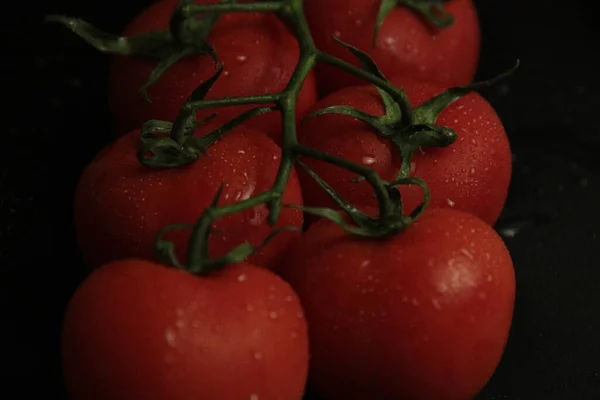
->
297;76;512;226
305;0;480;95
74;122;303;270
108;0;318;143
280;208;515;400
62;259;309;399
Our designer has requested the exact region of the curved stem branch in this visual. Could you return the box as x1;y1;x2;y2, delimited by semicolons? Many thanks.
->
186;190;278;271
293;144;393;222
183;2;284;15
183;94;278;112
317;51;413;122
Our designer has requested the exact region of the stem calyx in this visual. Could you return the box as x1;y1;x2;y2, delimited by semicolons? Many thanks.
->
155;184;299;275
308;40;519;181
374;0;454;46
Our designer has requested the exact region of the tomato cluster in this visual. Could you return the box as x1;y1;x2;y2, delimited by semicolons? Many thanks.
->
51;0;516;399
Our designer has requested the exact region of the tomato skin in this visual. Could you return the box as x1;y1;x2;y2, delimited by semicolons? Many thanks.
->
297;77;511;226
62;259;309;400
74;123;303;270
279;208;515;400
305;0;479;96
108;0;318;143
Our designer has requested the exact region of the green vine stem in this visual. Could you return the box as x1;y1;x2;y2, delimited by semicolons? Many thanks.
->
48;0;518;267
133;0;420;230
154;185;298;274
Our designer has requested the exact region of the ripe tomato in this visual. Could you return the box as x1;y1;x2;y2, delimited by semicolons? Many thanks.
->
305;0;479;95
62;259;309;399
108;0;318;143
279;208;515;400
74;123;303;270
297;77;511;226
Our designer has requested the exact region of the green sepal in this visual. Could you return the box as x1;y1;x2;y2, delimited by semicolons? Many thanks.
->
414;60;521;122
45;0;227;102
374;0;455;47
155;223;195;268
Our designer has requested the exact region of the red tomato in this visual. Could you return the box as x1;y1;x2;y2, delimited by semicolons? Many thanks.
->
305;0;479;95
108;0;318;143
62;259;309;399
297;77;511;226
74;123;303;269
279;208;515;400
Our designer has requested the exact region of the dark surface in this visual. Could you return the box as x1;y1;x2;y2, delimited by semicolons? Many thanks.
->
2;0;599;398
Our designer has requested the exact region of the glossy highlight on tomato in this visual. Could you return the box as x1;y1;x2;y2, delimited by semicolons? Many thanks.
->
297;76;512;226
62;259;309;400
108;0;318;143
305;0;480;95
280;208;515;400
74;122;303;270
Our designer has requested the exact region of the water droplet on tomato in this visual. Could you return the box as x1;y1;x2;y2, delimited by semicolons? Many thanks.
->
333;30;341;37
362;156;376;165
296;311;303;319
268;293;276;301
176;320;185;329
487;274;493;282
469;167;476;176
254;352;263;360
237;274;247;282
355;19;362;26
431;298;442;310
236;55;247;61
249;394;259;400
460;248;474;259
446;198;456;207
246;304;254;312
384;36;395;45
165;328;176;347
285;295;294;303
269;311;278;320
290;331;298;339
411;298;420;306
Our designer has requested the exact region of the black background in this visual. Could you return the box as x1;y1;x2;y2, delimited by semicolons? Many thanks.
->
2;0;600;398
